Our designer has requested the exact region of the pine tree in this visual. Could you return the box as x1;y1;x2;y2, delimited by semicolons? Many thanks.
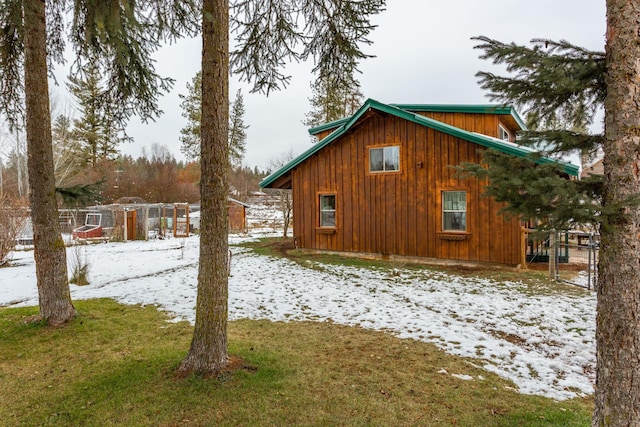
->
594;1;640;423
457;36;605;233
466;25;640;423
228;89;248;167
179;74;248;165
178;71;202;161
0;0;199;325
179;0;230;374
179;0;386;375
304;74;364;128
68;65;125;166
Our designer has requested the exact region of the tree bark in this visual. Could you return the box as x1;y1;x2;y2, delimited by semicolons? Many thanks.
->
23;0;75;326
179;0;229;373
593;1;640;425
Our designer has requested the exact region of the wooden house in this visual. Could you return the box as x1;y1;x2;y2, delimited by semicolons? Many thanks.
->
260;99;578;266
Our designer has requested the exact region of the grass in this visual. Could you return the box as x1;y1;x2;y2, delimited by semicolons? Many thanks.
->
0;300;592;426
237;237;588;295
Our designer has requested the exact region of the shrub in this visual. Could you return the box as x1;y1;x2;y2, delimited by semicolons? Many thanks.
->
69;243;90;285
0;195;29;266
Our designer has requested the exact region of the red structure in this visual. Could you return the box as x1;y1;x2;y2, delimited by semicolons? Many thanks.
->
72;213;103;239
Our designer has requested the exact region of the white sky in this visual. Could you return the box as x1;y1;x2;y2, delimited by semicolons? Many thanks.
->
52;0;606;170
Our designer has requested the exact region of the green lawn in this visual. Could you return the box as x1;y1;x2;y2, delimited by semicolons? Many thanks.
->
0;299;591;426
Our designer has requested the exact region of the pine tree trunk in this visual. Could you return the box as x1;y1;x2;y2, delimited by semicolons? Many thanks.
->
593;1;640;424
179;0;229;373
23;0;75;326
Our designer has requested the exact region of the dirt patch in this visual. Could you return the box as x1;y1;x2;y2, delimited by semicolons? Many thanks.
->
525;262;587;272
271;239;296;256
248;238;295;257
173;355;255;381
488;329;527;346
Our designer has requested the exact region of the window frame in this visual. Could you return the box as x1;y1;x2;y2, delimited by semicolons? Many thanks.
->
318;193;337;228
498;123;511;142
368;145;401;173
442;191;467;232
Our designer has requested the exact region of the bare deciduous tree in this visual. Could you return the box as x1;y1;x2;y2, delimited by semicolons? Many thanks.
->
0;194;28;266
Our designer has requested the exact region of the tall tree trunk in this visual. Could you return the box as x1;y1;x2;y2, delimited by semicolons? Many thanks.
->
179;0;229;373
23;0;75;325
593;1;640;425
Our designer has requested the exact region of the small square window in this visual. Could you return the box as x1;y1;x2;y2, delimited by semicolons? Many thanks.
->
369;146;399;172
442;191;467;231
319;194;336;227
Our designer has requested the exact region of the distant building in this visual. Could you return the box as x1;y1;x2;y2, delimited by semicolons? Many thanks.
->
581;157;603;178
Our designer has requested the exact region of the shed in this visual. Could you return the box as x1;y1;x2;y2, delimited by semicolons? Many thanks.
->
188;198;249;232
228;197;250;232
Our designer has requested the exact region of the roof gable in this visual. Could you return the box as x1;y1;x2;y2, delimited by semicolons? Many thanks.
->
261;99;578;188
307;103;528;136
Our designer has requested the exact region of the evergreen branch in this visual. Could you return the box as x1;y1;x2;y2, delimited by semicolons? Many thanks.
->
456;150;601;231
0;0;25;128
472;35;605;130
45;0;67;78
144;0;201;41
301;0;385;90
56;179;105;208
230;0;385;95
69;0;199;126
230;0;304;94
516;130;604;156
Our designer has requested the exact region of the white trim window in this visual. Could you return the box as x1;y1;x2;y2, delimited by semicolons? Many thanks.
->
319;194;336;227
369;146;400;172
442;191;467;231
498;124;511;142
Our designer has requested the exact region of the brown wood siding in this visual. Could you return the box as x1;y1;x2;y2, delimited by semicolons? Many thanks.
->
415;111;520;140
315;127;339;142
292;112;523;265
228;202;246;231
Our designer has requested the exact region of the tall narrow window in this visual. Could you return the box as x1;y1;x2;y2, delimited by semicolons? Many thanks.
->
369;146;400;172
442;191;467;231
498;124;511;142
319;194;336;227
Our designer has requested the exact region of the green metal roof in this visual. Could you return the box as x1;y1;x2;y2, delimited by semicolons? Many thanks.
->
308;117;350;135
260;99;577;188
307;103;527;135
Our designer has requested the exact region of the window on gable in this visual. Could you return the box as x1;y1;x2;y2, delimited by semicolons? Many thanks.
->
498;124;511;142
319;194;336;227
369;146;400;172
442;191;467;231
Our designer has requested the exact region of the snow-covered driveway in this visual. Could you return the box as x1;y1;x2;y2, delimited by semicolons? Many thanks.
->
0;235;596;401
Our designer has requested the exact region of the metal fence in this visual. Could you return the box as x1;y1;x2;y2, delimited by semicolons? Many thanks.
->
523;229;599;290
556;233;599;291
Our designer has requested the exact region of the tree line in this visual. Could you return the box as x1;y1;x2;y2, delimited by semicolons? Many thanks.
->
0;141;269;206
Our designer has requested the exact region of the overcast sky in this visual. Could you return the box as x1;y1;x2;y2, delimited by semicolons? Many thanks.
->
56;0;606;170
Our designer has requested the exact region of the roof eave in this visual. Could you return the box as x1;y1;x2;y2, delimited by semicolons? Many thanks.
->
308;117;350;135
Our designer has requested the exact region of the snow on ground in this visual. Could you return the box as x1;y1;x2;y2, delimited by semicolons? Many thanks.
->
0;233;596;401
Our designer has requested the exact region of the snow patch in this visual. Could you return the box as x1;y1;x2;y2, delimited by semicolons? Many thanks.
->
0;234;596;401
